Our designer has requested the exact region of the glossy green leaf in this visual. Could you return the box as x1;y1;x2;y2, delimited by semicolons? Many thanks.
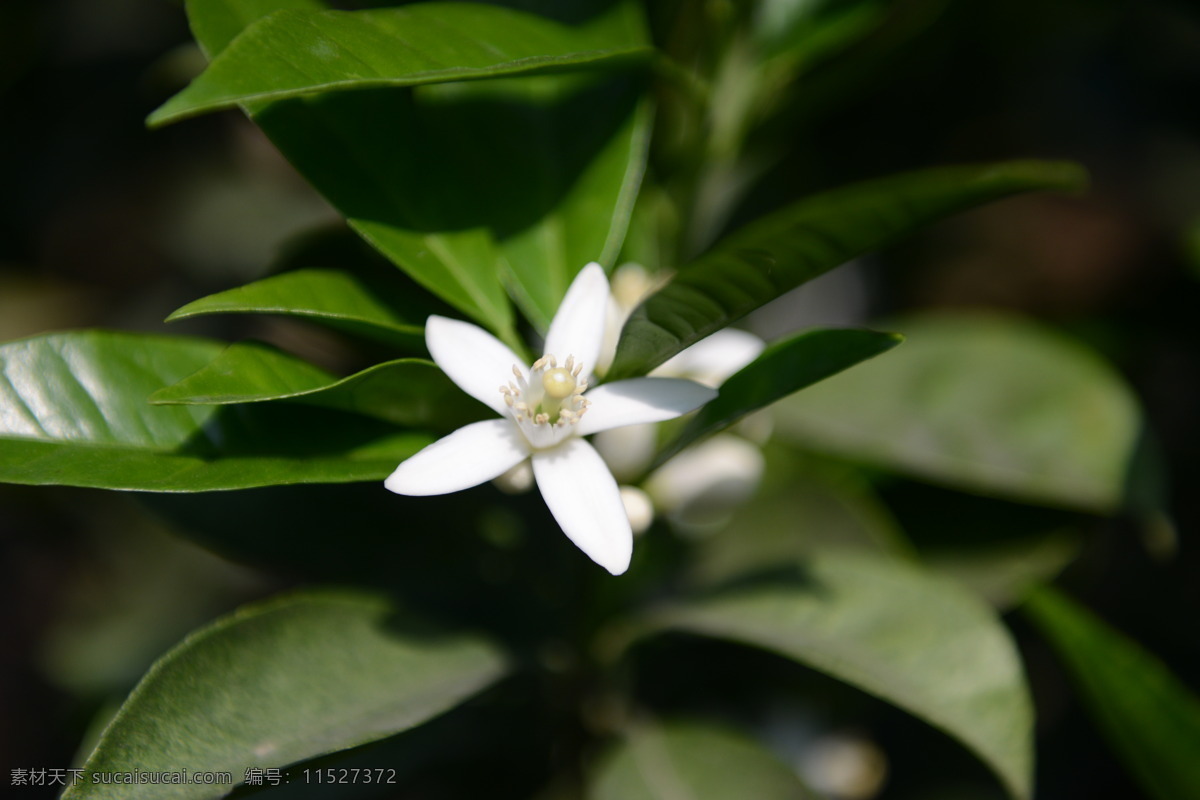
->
775;314;1141;513
0;331;429;491
64;590;508;800
167;268;435;348
642;552;1033;800
150;341;484;428
590;719;818;800
186;0;322;58
179;0;650;342
152;340;334;404
607;160;1087;379
1024;586;1200;800
151;3;651;126
654;328;901;468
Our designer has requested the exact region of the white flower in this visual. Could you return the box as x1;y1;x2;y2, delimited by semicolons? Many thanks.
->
384;263;717;575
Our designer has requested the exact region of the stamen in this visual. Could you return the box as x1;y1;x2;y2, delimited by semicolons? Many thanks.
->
499;352;592;439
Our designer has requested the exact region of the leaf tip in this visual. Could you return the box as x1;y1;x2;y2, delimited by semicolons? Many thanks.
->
145;103;176;130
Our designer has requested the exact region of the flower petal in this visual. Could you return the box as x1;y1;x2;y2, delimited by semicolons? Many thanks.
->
544;262;609;375
385;419;529;496
426;315;526;415
532;438;632;575
576;377;717;436
654;328;766;387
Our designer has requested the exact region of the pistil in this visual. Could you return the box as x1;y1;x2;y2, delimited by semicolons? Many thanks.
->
498;353;589;439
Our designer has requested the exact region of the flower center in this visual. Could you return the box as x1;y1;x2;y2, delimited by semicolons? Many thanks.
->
498;354;589;433
542;367;577;399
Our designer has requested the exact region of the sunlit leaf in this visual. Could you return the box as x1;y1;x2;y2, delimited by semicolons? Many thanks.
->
641;552;1033;800
150;341;485;428
590;719;819;800
150;3;652;126
607;160;1087;379
653;328;901;468
167;267;436;348
186;0;322;58
63;590;509;800
775;314;1141;513
180;0;650;342
1024;586;1200;800
0;331;429;491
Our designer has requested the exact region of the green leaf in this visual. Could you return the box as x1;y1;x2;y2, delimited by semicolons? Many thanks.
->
64;590;508;800
641;552;1033;800
654;328;902;469
186;0;323;58
607;160;1087;379
687;459;913;587
1024;586;1200;800
0;331;429;491
167;267;436;348
590;719;819;800
472;76;652;329
181;0;650;341
150;3;652;127
150;341;485;428
754;0;887;66
927;532;1081;610
774;314;1141;513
